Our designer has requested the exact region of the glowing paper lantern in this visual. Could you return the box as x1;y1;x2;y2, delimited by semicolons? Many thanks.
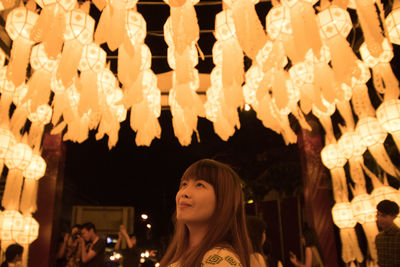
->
0;67;16;124
376;99;400;150
289;62;314;113
385;7;400;45
28;104;52;149
0;128;16;175
338;131;367;188
78;43;106;116
25;43;59;111
317;5;359;86
332;202;364;263
351;193;379;262
57;4;95;87
0;210;23;251
321;143;348;202
5;6;39;87
356;117;400;177
13;215;39;244
32;0;76;58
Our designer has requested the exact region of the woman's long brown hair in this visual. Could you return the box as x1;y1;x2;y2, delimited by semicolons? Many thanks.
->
160;159;252;267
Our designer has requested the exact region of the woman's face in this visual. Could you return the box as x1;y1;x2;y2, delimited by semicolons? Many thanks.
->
176;178;216;226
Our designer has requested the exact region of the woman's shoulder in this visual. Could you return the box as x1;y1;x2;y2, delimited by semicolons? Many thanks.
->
201;247;242;266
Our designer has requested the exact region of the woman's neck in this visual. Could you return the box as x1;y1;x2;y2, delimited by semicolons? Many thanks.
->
187;223;209;249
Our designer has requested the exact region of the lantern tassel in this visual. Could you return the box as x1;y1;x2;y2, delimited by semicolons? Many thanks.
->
340;228;364;263
57;40;83;87
7;39;32;87
20;179;38;214
362;222;379;263
24;71;52;111
94;5;111;45
107;0;126;51
368;143;400;178
2;169;24;210
78;71;99;116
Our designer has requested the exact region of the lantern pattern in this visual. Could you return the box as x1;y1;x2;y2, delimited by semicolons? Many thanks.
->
317;5;360;87
377;99;400;150
5;6;39;87
13;215;39;244
56;5;95;87
0;210;24;251
331;202;364;263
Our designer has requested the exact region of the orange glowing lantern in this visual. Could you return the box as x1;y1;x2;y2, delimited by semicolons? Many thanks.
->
57;4;95;87
376;99;400;150
0;128;15;175
13;215;39;244
26;43;59;111
78;43;106;116
28;104;52;149
356;117;400;177
317;5;359;87
0;210;24;251
0;67;16;124
385;7;400;45
5;6;39;87
289;62;314;113
331;202;364;263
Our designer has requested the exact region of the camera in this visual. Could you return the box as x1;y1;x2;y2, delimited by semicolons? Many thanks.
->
71;231;80;240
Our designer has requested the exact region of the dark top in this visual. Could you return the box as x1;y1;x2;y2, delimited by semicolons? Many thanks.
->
82;238;106;267
0;262;8;267
120;246;140;267
375;224;400;267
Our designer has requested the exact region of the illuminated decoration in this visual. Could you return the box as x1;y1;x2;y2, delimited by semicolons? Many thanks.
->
3;141;32;210
205;8;243;141
12;215;39;245
316;5;360;87
356;117;400;177
0;128;16;176
77;43;106;118
338;131;367;191
0;67;16;124
164;0;205;146
26;43;59;111
350;192;379;263
321;143;348;203
56;2;95;87
331;202;364;264
0;210;24;251
230;0;268;60
376;99;400;150
385;2;400;45
281;0;322;62
5;5;39;87
95;0;138;51
32;0;77;58
27;104;52;149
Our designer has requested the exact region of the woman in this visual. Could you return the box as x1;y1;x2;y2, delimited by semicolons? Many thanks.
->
160;159;252;267
56;224;82;267
289;228;324;267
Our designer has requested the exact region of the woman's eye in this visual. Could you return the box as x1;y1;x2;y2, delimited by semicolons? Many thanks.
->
196;182;205;188
180;182;187;188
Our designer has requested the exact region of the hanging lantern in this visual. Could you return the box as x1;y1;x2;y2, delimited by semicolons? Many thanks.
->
321;143;348;202
5;142;33;171
289;61;314;113
32;0;76;58
0;128;16;175
27;104;52;148
0;67;17;124
57;4;95;87
25;43;59;112
351;193;379;262
356;117;400;177
5;6;39;87
23;153;46;180
385;7;400;45
331;202;364;263
78;43;106;117
0;210;24;251
376;99;400;151
317;5;359;86
13;215;39;245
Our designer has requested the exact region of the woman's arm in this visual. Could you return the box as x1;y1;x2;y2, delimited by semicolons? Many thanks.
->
115;232;122;251
56;234;69;259
289;247;312;267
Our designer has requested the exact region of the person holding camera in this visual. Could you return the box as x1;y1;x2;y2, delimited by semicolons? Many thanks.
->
57;224;82;267
79;222;106;267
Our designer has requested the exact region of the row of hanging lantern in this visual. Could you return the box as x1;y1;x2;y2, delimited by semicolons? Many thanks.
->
0;0;399;264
